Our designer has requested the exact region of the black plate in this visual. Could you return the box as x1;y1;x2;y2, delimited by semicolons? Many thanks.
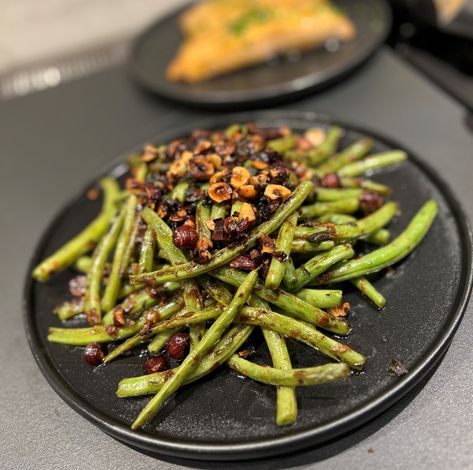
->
129;0;391;109
24;111;472;461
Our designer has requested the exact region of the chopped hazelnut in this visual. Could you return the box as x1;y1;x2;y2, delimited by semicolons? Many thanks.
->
168;159;187;178
304;128;326;147
264;184;292;201
238;203;256;222
180;150;194;164
210;169;228;184
259;233;275;254
250;173;269;186
237;185;258;199
230;166;250;188
208;182;232;203
206;153;222;169
251;160;269;170
141;144;159;162
188;155;215;180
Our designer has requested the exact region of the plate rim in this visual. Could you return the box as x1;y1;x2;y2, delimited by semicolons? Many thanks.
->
128;0;392;108
23;110;473;461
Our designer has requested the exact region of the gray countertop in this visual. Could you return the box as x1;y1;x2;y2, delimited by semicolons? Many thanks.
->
1;48;472;469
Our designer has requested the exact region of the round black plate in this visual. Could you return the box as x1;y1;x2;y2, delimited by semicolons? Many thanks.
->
24;111;472;461
129;0;391;109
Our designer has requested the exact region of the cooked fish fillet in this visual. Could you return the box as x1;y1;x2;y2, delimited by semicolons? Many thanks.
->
167;0;356;83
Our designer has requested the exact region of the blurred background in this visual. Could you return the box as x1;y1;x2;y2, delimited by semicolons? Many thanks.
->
0;0;471;107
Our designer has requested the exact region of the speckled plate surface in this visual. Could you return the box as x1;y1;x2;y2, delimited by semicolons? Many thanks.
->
24;111;472;461
129;0;391;108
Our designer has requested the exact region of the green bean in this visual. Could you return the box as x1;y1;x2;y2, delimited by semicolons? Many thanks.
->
210;266;350;335
227;357;350;387
148;329;178;353
338;151;407;177
287;244;354;292
102;289;158;325
117;325;254;397
198;276;233;306
316;213;356;224
139;226;155;274
48;297;183;345
267;135;296;153
317;200;438;284
54;298;84;321
305;127;342;166
351;277;386;308
74;256;94;273
105;303;221;363
231;200;243;216
339;177;392;196
238;307;364;370
102;195;137;312
248;296;297;425
170;182;189;202
265;212;298;290
290;240;335;253
33;177;120;281
84;209;125;324
121;214;141;276
210;204;228;220
314;138;374;176
316;188;363;202
131;181;314;285
282;257;298;289
195;201;212;239
366;228;390;245
262;329;297;425
300;198;360;219
131;269;259;429
295;288;342;309
142;207;204;349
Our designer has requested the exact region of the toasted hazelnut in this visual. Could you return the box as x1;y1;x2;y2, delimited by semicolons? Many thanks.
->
259;233;275;254
328;302;350;318
238;203;256;222
125;177;145;195
210;169;228;184
189;156;215;180
264;184;292;201
141;144;159;162
304;128;326;147
206;153;222;169
251;160;269;170
250;173;269;186
237;184;258;200
230;166;250;188
194;140;212;154
206;219;216;231
168;159;187;178
180;150;194;164
208;182;232;203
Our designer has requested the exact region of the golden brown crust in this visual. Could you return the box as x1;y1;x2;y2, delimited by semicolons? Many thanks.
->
167;0;356;83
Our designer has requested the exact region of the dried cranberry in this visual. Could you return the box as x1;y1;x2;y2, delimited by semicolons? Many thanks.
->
359;191;383;214
320;173;340;188
143;356;168;374
84;343;105;366
69;275;87;297
167;332;190;359
230;255;258;271
172;225;198;249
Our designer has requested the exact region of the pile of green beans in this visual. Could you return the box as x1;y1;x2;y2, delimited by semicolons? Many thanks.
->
32;123;438;430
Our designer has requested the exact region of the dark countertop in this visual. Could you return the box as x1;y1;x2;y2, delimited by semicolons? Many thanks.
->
1;48;472;469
